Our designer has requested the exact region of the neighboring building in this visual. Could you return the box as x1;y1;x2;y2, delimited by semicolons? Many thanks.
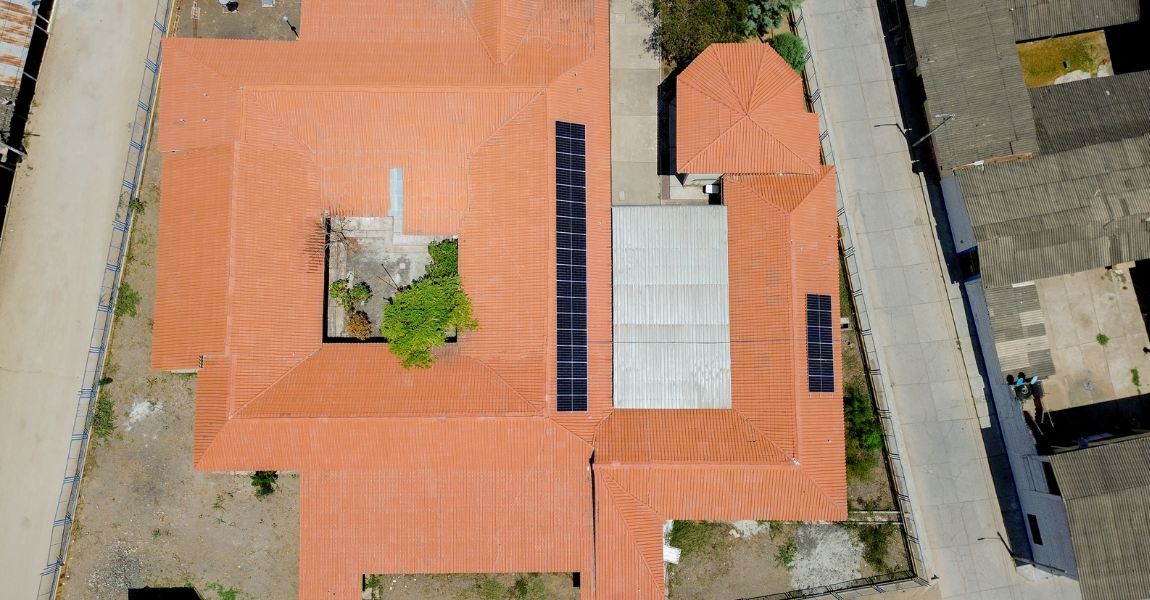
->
0;0;37;152
154;2;843;597
901;0;1150;590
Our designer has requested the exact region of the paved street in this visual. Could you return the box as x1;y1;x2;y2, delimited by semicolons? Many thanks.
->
797;1;1082;599
0;0;162;596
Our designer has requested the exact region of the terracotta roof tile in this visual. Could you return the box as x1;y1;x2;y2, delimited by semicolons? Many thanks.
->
155;11;841;596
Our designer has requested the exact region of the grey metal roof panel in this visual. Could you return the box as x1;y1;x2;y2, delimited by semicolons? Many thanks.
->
1050;436;1150;600
612;205;732;409
956;134;1150;287
983;282;1055;379
1008;0;1140;41
904;0;1039;172
1032;71;1150;154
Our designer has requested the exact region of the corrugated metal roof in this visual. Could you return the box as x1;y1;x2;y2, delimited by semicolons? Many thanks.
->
1050;436;1150;600
1031;70;1150;154
676;43;820;175
955;134;1150;287
903;0;1039;172
612;205;732;409
0;0;35;89
1007;0;1140;41
156;25;842;599
983;282;1054;380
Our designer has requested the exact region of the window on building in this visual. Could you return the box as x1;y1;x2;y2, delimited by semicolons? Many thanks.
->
1027;513;1044;545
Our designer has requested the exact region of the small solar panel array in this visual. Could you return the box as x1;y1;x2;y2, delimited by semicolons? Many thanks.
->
556;121;588;412
806;294;835;393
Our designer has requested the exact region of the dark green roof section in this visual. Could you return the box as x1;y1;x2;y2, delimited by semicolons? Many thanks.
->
954;133;1150;287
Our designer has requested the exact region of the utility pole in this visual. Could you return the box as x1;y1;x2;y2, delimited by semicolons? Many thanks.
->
911;113;954;148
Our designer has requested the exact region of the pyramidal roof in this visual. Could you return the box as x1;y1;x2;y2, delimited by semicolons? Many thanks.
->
677;43;822;175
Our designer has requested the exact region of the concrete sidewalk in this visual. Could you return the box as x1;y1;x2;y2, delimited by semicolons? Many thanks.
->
798;1;1082;599
0;0;163;597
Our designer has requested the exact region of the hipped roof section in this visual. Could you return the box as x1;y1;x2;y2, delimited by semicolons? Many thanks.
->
676;43;821;175
153;2;844;596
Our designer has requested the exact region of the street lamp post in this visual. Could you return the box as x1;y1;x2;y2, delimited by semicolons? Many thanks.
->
911;113;954;148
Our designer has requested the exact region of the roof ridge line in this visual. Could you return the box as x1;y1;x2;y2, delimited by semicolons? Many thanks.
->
744;111;821;175
456;0;500;65
230;348;320;417
467;355;547;416
678;75;744;116
167;39;241;88
712;45;748;113
679;113;751;174
466;87;548;159
731;407;794;462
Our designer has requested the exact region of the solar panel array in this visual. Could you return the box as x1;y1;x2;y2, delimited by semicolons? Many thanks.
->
556;121;588;412
806;294;835;393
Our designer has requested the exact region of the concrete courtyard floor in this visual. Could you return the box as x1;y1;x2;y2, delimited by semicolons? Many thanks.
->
0;0;168;597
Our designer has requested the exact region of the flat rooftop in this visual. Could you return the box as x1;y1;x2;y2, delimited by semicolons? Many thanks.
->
612;205;732;409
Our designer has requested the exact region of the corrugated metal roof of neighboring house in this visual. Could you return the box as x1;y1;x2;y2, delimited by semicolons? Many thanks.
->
0;0;35;88
676;43;820;175
1007;0;1140;41
1031;71;1150;154
902;0;1039;172
955;133;1150;288
1050;436;1150;600
155;17;844;597
612;205;733;409
982;282;1054;382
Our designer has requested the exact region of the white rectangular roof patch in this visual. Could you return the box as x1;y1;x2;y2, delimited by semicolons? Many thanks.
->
612;205;732;409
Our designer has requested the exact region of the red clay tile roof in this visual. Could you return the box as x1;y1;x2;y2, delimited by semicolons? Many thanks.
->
153;7;842;597
677;43;822;175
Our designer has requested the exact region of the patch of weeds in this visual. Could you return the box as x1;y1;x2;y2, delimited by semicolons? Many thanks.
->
511;574;547;599
668;520;729;561
1133;368;1141;391
774;536;797;569
857;524;893;572
92;391;115;438
206;583;243;600
251;470;278;497
212;493;226;510
844;380;883;481
476;576;507;600
115;282;141;318
97;376;113;386
152;528;162;538
1097;333;1109;346
364;574;385;600
129;195;146;215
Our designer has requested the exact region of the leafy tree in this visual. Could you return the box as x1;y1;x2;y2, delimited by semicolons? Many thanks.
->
381;239;477;368
769;31;807;73
652;0;752;67
329;278;372;313
745;0;803;35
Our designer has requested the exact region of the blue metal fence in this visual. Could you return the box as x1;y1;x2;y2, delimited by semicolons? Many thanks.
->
36;1;172;597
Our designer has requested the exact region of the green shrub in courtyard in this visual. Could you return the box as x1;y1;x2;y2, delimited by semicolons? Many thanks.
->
329;278;372;313
745;0;803;35
769;31;807;73
858;524;894;572
115;282;141;318
381;239;477;368
844;380;883;480
92;391;115;438
652;0;752;67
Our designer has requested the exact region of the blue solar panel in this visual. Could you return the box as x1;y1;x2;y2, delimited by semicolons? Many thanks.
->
806;294;835;392
556;121;588;412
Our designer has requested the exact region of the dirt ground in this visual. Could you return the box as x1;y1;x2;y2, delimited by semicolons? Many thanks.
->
1017;29;1111;88
363;573;581;600
172;0;301;40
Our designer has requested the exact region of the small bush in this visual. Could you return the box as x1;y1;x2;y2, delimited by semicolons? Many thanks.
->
511;574;547;600
1097;333;1109;346
115;282;141;318
345;310;372;340
775;537;797;568
329;279;372;313
250;470;278;497
745;0;803;35
381;239;478;368
476;577;506;600
92;391;115;438
857;525;893;571
769;31;807;73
